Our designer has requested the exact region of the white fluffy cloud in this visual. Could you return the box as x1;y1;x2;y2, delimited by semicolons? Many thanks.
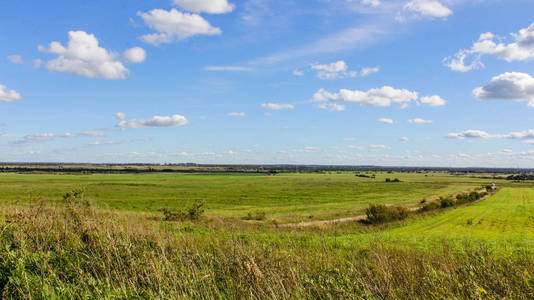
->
400;137;409;143
318;102;345;111
0;85;22;102
377;118;394;124
445;23;534;72
38;31;145;79
399;0;452;21
361;0;381;7
115;112;126;120
7;55;22;64
473;72;534;107
261;103;295;110
173;0;234;14
408;118;433;124
360;67;380;77
227;112;246;117
138;9;221;46
123;47;147;63
118;114;189;129
310;61;378;79
419;95;447;106
313;86;418;107
447;129;534;143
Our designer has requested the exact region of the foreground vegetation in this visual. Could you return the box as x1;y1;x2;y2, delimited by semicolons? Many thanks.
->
0;172;532;298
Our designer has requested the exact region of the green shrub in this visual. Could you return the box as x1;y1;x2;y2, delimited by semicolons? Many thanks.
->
243;211;267;221
419;201;440;212
162;200;205;221
365;204;410;224
440;197;455;208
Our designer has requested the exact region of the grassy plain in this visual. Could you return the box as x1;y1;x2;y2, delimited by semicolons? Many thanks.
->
0;172;533;298
0;172;496;221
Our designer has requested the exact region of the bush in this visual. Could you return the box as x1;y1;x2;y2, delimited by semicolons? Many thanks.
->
162;200;205;221
365;204;410;224
419;201;440;212
243;211;267;221
440;197;455;208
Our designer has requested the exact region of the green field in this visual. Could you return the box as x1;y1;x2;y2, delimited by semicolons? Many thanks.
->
0;172;533;298
0;172;495;221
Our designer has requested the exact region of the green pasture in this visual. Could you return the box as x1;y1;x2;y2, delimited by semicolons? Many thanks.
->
0;172;496;219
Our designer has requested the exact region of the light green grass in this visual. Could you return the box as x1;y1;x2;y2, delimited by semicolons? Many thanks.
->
0;172;494;220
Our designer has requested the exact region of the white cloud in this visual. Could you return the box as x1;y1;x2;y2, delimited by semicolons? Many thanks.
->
118;114;189;129
11;132;76;145
419;95;447;106
261;102;295;110
81;131;106;137
446;130;495;139
38;31;144;79
370;144;390;150
7;55;22;64
123;47;146;63
343;137;356;142
400;0;452;20
292;70;304;76
473;72;534;107
138;9;221;46
313;86;418;107
227;112;246;117
32;59;43;69
115;112;126;120
0;85;22;102
318;102;346;111
445;23;534;71
400;137;409;143
408;118;433;124
172;0;234;14
204;66;252;71
377;118;394;124
360;66;379;77
312;60;356;79
348;145;365;150
361;0;381;7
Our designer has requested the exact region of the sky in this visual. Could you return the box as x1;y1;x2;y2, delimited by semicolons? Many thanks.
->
1;0;534;167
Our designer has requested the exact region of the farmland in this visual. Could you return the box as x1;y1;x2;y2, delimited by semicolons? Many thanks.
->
0;171;533;298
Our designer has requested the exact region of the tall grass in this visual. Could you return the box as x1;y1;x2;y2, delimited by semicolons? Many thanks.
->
1;201;532;299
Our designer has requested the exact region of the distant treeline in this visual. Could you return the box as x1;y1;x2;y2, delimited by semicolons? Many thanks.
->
506;174;534;181
0;163;533;175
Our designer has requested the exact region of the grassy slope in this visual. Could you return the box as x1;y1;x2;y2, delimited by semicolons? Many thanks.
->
0;172;492;220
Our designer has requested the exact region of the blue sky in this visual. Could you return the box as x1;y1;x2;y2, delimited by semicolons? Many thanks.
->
1;0;534;167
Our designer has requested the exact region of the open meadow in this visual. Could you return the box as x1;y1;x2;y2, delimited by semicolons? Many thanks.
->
0;171;533;298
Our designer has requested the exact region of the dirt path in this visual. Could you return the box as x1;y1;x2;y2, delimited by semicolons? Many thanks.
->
281;188;493;228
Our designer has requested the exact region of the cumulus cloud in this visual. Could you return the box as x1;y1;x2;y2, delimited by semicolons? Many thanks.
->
408;118;433;124
361;0;381;7
0;85;22;102
172;0;234;14
419;95;447;106
313;86;418;107
261;103;295;110
312;60;356;79
445;23;534;72
11;132;76;145
115;112;126;120
318;102;345;111
292;70;304;76
204;66;252;71
400;137;409;143
377;118;394;124
117;114;189;129
400;0;452;20
473;72;534;107
227;112;246;117
360;66;380;77
123;47;146;63
138;8;221;46
7;55;22;64
446;129;534;143
38;31;145;79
